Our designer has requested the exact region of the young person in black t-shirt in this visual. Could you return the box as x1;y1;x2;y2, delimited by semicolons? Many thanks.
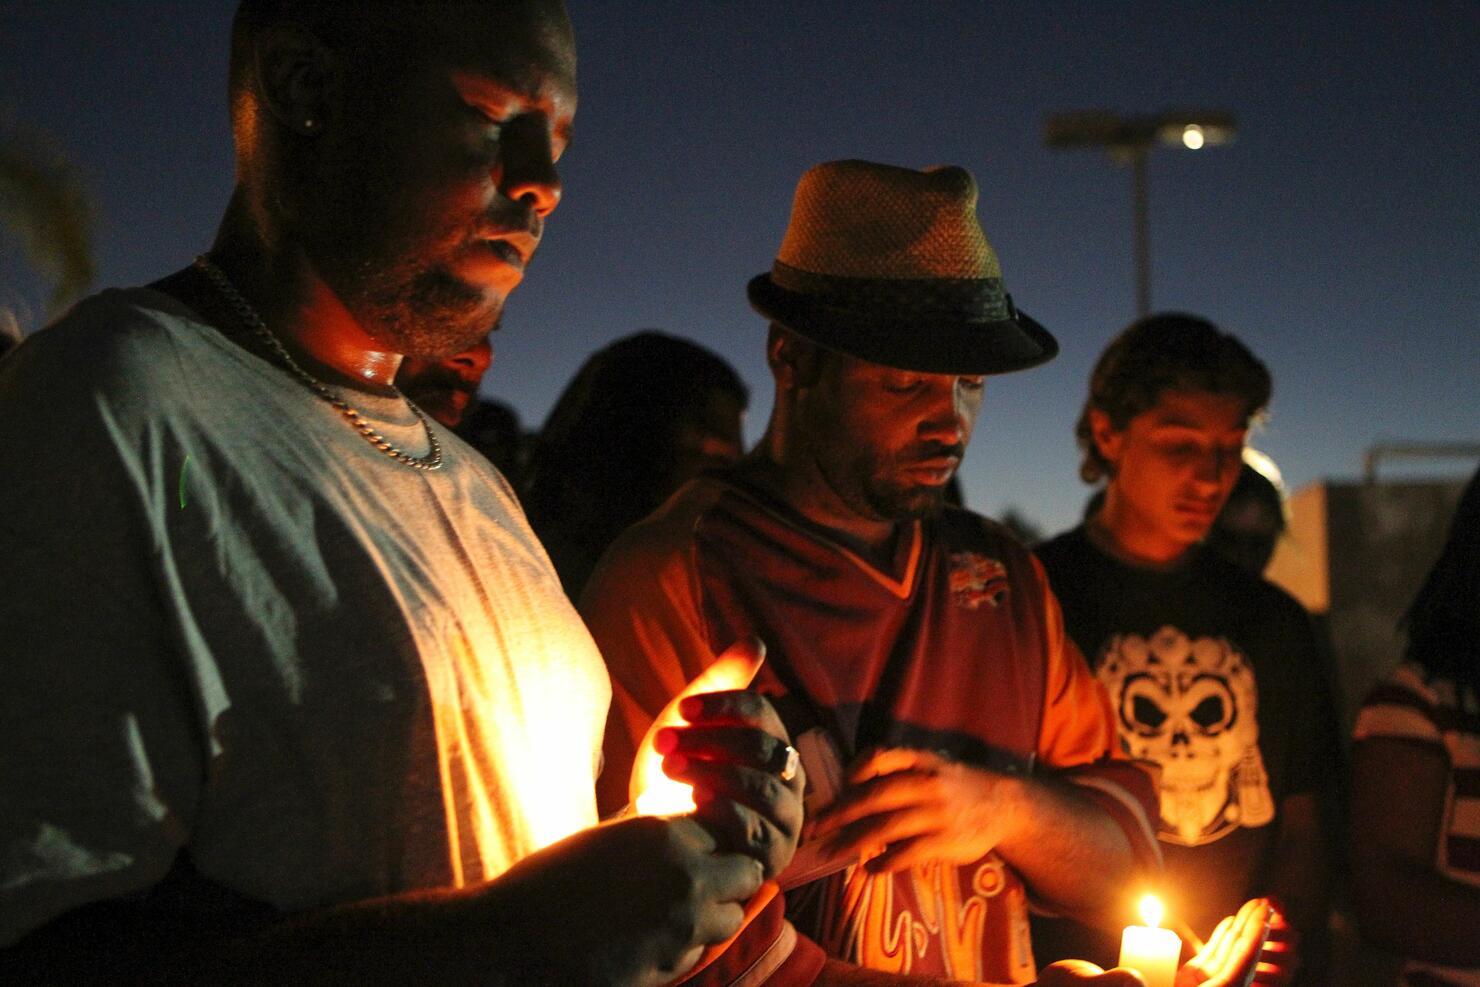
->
1032;314;1341;985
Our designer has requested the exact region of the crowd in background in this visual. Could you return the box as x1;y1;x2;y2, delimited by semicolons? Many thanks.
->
1;2;1475;982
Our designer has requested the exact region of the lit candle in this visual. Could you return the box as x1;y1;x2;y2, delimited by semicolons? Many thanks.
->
1118;894;1181;987
632;640;766;816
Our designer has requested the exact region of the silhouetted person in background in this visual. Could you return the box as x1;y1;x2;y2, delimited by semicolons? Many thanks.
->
458;396;529;481
394;331;493;430
522;329;747;597
1034;313;1340;984
1350;465;1480;985
395;331;529;479
1207;452;1288;576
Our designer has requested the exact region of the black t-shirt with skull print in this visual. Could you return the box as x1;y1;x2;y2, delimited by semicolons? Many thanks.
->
1030;526;1338;960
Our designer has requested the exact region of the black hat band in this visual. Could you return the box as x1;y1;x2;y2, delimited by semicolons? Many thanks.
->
770;261;1014;323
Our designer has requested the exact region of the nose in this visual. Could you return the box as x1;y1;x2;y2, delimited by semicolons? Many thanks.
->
500;115;562;217
1194;445;1239;488
448;337;493;379
916;382;969;447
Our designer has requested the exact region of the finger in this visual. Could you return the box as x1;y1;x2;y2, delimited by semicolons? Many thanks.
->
701;849;767;907
1036;959;1106;987
1202;923;1246;983
692;638;766;694
659;723;791;774
1186;917;1231;973
681;760;802;833
818;805;943;863
1038;960;1148;987
692;790;790;878
659;943;706;982
678;689;787;737
1184;915;1237;981
1046;959;1110;974
847;746;944;784
810;770;941;837
861;833;934;874
694;896;748;946
1195;899;1271;987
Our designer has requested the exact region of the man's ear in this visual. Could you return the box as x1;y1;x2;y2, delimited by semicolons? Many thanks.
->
766;324;823;389
1087;407;1124;468
254;23;343;137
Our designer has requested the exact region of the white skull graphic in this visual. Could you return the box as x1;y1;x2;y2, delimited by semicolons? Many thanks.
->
1098;626;1273;845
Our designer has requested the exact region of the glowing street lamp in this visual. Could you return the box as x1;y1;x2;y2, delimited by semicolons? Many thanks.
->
1045;109;1236;316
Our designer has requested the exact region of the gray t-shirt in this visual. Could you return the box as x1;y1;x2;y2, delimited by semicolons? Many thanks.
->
0;288;611;945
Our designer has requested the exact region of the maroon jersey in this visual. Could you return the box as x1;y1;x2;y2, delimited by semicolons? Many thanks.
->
585;476;1159;984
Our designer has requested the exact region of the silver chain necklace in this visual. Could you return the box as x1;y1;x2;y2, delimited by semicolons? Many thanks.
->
194;255;443;471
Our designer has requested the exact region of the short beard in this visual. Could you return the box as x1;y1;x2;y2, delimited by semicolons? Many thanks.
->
357;263;500;358
860;475;949;521
816;446;950;523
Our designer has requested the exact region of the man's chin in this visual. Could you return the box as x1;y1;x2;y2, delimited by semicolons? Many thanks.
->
364;274;503;357
873;483;947;521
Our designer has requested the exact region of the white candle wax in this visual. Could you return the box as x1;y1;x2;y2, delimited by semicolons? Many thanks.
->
1118;923;1180;987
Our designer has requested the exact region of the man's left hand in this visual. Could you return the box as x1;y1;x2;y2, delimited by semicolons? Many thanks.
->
808;748;1024;873
657;689;805;879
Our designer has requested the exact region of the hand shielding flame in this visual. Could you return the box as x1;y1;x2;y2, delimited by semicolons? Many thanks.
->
631;639;767;816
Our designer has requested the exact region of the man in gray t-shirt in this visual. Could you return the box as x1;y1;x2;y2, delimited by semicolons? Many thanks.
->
0;3;805;983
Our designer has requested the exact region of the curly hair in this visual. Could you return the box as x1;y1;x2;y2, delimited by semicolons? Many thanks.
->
1075;313;1272;484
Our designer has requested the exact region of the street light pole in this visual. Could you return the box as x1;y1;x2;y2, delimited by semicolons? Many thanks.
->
1131;148;1150;317
1044;110;1235;319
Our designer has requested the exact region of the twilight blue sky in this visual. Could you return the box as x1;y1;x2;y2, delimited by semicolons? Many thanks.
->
3;1;1476;534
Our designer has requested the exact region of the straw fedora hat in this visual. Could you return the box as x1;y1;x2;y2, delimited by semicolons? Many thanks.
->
748;160;1057;375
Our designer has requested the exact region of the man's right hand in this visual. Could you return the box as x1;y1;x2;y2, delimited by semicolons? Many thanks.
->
485;814;765;986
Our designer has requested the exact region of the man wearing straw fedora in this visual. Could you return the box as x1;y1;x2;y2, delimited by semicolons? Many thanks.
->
584;160;1169;984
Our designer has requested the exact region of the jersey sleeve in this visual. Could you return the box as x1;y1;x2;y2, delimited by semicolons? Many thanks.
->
1030;554;1163;879
0;327;203;946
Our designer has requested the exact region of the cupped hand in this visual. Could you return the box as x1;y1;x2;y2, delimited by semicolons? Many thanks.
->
660;686;805;879
1034;899;1269;987
1177;898;1273;987
488;814;765;986
808;747;1022;873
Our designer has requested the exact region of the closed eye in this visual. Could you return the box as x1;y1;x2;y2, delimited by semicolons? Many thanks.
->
880;373;923;394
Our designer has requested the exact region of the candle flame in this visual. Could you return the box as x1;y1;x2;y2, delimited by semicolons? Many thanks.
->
632;639;766;816
1138;894;1165;929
